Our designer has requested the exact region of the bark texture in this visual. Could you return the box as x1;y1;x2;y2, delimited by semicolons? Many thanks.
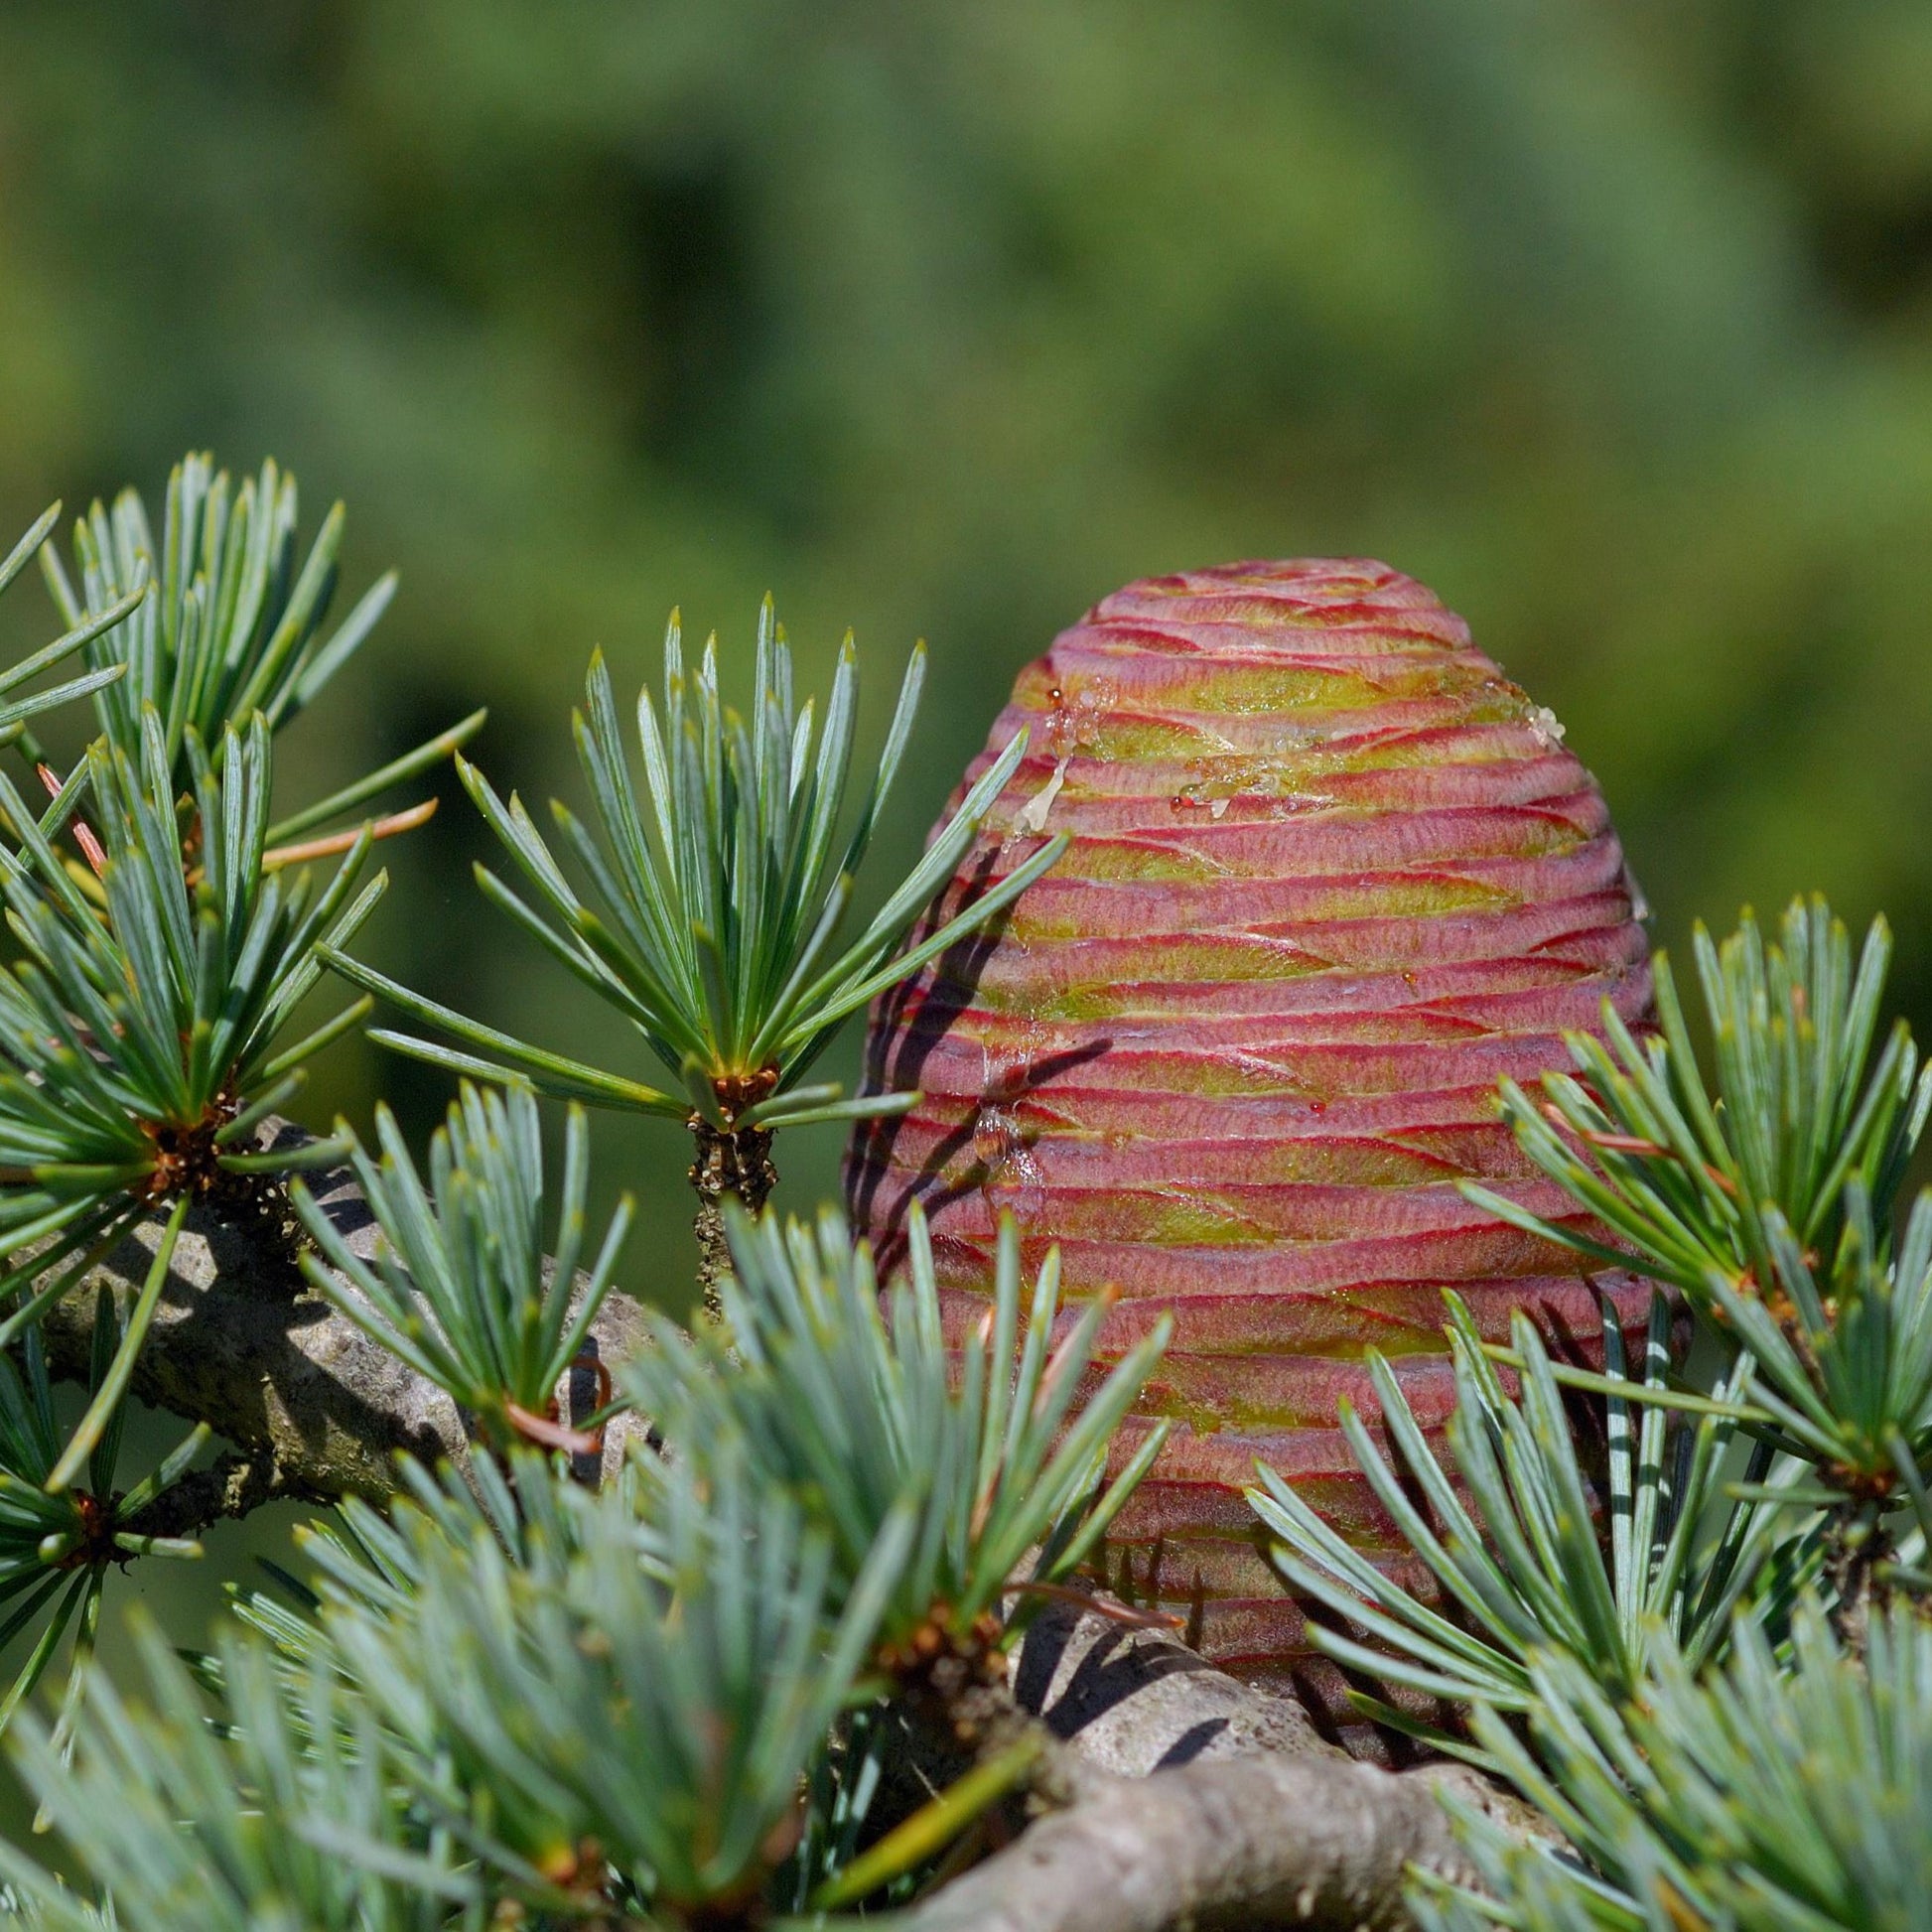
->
35;1126;652;1503
689;1119;777;1320
899;1754;1492;1932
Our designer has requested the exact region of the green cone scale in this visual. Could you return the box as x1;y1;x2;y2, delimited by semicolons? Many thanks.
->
847;559;1650;1706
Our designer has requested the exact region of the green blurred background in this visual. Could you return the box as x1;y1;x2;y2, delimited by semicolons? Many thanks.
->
2;0;1932;1695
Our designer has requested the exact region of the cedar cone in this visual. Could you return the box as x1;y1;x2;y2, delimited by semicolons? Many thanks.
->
847;560;1649;1726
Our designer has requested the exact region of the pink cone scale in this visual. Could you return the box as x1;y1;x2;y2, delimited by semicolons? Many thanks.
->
846;560;1650;1715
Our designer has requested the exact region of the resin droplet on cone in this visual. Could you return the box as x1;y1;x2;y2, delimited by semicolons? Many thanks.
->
846;560;1649;1717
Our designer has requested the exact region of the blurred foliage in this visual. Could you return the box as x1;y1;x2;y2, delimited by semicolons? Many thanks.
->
4;0;1932;1285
